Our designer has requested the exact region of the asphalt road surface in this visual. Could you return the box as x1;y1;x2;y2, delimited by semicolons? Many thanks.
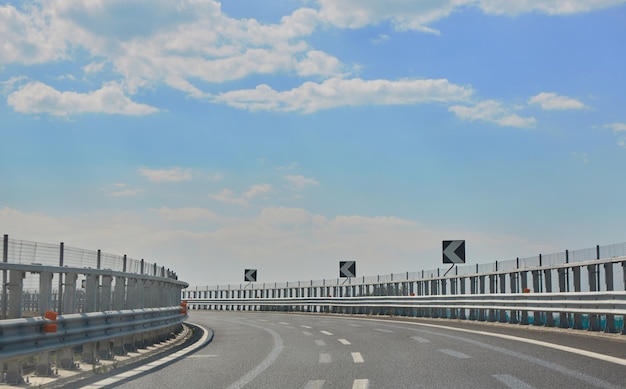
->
89;311;626;388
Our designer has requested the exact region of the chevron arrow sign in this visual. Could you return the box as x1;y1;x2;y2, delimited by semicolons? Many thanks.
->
244;269;257;282
443;240;465;264
339;261;356;278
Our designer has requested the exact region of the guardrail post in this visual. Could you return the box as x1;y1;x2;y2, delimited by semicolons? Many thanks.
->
543;269;555;327
6;270;26;384
557;268;569;328
36;271;55;376
509;272;518;324
603;262;616;333
587;264;600;331
469;276;476;320
478;275;486;321
520;271;529;325
459;277;467;320
488;275;496;322
572;266;583;329
80;274;98;363
531;270;541;325
59;272;78;369
498;273;507;323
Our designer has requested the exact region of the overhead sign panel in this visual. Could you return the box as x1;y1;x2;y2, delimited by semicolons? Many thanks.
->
244;269;257;282
340;261;356;278
443;240;465;264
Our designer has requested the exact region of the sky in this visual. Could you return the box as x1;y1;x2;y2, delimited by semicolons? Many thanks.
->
1;0;626;288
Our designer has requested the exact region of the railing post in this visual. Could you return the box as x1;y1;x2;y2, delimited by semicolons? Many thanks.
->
498;273;506;323
572;266;583;329
478;275;486;321
5;270;26;384
587;264;600;331
543;269;554;327
520;271;529;325
36;271;55;376
531;270;541;325
603;262;616;333
459;277;467;320
59;272;78;369
509;272;518;324
557;268;569;328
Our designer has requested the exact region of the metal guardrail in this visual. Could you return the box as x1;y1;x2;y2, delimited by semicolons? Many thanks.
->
184;245;626;334
0;235;189;385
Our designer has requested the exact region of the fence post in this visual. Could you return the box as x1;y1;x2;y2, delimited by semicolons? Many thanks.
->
36;271;55;376
58;242;64;315
557;268;569;328
587;264;600;331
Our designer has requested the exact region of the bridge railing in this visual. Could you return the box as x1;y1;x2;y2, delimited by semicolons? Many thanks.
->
0;235;189;384
184;242;626;334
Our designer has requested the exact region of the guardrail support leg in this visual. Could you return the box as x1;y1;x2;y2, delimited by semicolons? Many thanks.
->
59;273;78;369
520;271;529;325
478;276;486;321
5;362;24;385
6;269;27;382
603;262;617;333
587;265;600;331
499;274;507;323
572;266;583;329
543;269;555;327
531;270;541;326
488;275;496;322
509;273;518;324
557;268;569;328
37;271;55;376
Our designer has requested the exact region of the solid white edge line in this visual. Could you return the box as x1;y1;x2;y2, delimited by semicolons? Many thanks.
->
81;322;212;389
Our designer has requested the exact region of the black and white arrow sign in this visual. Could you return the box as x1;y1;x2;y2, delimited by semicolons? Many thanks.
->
443;240;465;264
339;261;356;278
244;269;257;282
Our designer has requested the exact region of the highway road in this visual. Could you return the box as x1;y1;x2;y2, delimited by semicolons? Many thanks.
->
85;311;626;388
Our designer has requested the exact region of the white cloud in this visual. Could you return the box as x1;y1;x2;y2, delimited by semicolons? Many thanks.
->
84;61;105;74
215;77;473;113
449;100;536;128
139;167;192;183
150;207;218;222
110;189;143;197
285;175;319;191
528;92;587;110
7;81;159;116
0;76;27;95
244;184;273;199
605;123;626;132
212;184;272;206
478;0;626;16
317;0;626;33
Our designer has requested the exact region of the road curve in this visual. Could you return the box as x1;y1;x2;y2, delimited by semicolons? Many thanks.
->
97;311;626;388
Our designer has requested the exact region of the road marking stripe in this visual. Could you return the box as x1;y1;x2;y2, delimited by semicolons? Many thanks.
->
304;380;326;389
352;379;370;389
338;338;351;345
319;353;332;363
315;340;326;346
187;354;219;358
411;336;430;343
438;349;471;359
375;328;394;333
320;330;333;335
301;325;313;329
493;374;536;389
352;352;365;363
82;323;213;389
279;322;290;325
348;316;626;368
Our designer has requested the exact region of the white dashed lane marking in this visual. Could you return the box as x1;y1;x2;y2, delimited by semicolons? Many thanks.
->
320;330;333;335
338;338;351;345
304;380;325;389
493;374;536;389
319;353;332;363
438;349;471;359
351;352;365;363
352;379;370;389
411;336;430;343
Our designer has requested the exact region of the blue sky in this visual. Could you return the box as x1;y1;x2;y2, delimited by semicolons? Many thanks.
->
1;0;626;287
